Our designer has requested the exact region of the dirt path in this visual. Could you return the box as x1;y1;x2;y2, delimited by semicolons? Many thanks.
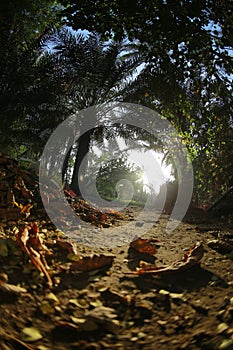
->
0;207;233;350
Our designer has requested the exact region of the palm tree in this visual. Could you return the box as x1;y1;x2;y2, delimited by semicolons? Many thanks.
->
49;28;144;195
0;0;62;158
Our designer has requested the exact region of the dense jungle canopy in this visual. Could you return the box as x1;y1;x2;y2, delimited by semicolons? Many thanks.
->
0;0;232;204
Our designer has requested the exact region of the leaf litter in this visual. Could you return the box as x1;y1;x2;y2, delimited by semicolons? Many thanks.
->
126;241;204;275
0;153;233;349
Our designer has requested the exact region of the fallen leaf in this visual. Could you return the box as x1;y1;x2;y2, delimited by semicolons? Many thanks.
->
100;212;107;222
0;282;27;295
106;208;124;219
14;176;33;199
70;254;114;272
57;239;77;254
126;242;204;275
130;237;156;255
15;223;53;287
20;203;33;214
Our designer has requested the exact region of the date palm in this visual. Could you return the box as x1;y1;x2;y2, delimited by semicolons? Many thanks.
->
49;28;144;194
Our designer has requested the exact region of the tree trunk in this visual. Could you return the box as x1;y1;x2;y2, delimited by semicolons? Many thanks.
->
62;146;72;184
70;129;92;196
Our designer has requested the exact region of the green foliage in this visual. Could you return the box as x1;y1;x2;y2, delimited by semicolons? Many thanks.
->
60;0;232;95
0;0;62;48
0;0;232;204
86;154;146;202
48;28;143;110
0;43;65;157
0;0;63;158
46;28;147;193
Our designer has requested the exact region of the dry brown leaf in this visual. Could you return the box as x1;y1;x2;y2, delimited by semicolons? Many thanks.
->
106;208;124;219
126;242;204;275
130;237;157;255
100;212;107;222
70;254;114;272
83;213;98;222
57;239;77;254
20;203;33;214
15;223;53;287
0;282;27;295
14;176;33;199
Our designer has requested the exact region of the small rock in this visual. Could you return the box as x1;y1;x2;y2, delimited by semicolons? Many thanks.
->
159;289;170;296
219;339;233;350
138;332;146;338
169;293;185;301
135;222;144;227
217;323;229;334
20;327;42;342
46;292;59;304
70;316;86;325
131;336;138;341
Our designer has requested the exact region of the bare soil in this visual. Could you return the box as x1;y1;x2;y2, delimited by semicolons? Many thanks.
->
0;207;233;350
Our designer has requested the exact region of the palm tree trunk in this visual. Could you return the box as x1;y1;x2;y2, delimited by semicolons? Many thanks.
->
62;146;72;183
70;129;92;196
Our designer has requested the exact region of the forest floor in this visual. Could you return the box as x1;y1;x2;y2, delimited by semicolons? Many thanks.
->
0;205;233;350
